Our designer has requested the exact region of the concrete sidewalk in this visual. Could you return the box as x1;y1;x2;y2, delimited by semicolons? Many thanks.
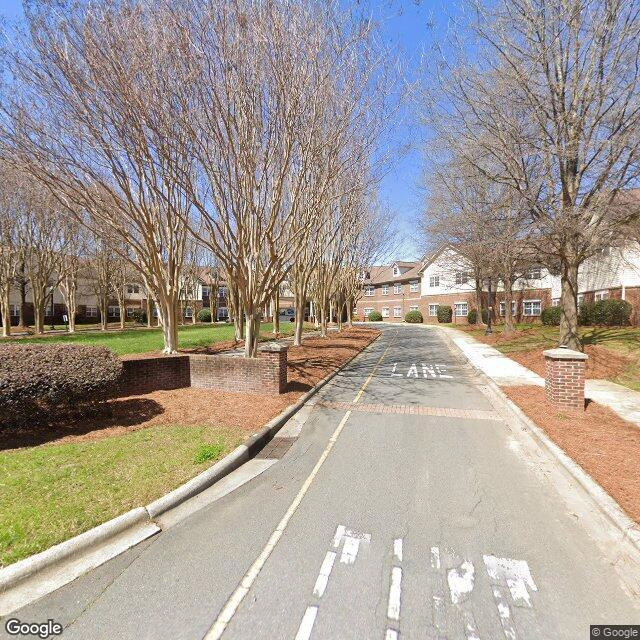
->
442;326;640;427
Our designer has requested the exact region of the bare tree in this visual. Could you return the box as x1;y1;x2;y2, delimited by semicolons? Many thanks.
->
426;0;640;348
0;163;21;337
58;217;87;333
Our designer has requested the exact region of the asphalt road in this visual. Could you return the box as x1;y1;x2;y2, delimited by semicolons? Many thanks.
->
2;324;639;639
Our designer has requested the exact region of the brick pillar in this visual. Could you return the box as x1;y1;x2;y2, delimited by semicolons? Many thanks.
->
543;347;588;412
259;343;288;394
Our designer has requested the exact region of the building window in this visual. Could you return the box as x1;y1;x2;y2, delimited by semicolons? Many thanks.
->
393;265;400;277
394;306;402;317
382;284;389;295
429;304;439;317
126;284;140;294
551;298;560;307
364;285;375;297
217;307;229;320
152;307;159;318
9;304;19;317
382;307;389;317
525;266;542;280
499;301;517;317
202;286;210;299
85;306;98;318
394;283;402;294
126;307;136;318
364;307;374;317
595;290;609;301
577;294;584;309
410;305;419;312
429;275;440;288
108;306;120;318
455;271;468;285
522;300;541;316
454;302;468;317
410;281;419;293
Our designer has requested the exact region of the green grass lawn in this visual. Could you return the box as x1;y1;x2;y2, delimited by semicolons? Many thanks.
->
0;322;302;356
0;424;245;567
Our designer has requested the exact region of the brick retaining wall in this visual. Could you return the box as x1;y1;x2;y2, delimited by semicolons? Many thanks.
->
543;347;588;412
119;344;288;396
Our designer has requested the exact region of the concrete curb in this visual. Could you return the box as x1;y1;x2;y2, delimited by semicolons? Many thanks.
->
435;324;640;554
0;329;381;606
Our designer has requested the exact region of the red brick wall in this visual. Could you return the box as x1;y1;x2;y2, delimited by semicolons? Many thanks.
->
544;353;587;412
119;347;288;396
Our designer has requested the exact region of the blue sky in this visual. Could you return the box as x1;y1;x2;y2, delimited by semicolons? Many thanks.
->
0;0;459;261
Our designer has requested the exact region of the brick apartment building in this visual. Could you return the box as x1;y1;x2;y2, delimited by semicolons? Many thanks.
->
356;242;640;325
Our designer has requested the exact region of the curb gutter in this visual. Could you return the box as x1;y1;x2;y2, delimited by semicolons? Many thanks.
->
435;324;640;554
0;330;380;613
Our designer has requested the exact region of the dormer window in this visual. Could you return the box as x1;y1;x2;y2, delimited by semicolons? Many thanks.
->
392;265;400;277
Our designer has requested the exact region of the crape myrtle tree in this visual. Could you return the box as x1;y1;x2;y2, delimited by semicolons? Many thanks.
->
426;0;640;349
1;0;192;352
58;217;87;333
0;162;21;337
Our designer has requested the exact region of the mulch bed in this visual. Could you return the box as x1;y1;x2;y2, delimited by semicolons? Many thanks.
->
1;327;380;451
502;385;640;525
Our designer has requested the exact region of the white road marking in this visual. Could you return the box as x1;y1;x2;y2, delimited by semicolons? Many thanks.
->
435;365;453;379
387;566;403;621
430;546;441;570
294;606;318;640
407;364;419;378
391;363;403;377
332;525;346;548
483;555;537;607
340;536;360;564
353;332;397;403
463;611;481;640
431;594;447;632
393;538;403;562
385;630;399;640
203;410;353;640
312;552;336;598
447;560;475;604
492;586;518;640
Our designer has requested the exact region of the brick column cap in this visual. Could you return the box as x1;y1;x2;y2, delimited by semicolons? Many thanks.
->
543;347;588;361
259;342;289;353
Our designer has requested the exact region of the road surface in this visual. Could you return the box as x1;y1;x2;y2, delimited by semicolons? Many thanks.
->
2;324;639;639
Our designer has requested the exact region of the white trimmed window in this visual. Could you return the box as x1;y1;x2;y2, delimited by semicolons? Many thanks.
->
525;266;542;280
429;275;440;288
126;284;140;294
382;307;389;317
522;300;541;316
364;285;375;296
429;304;439;317
552;298;560;307
364;307;374;317
85;306;98;318
126;307;136;318
108;306;120;318
202;286;210;298
393;265;400;276
595;290;609;301
394;306;402;317
499;301;516;317
9;304;19;317
410;305;419;312
394;283;402;294
184;306;193;318
455;271;468;285
577;294;584;309
217;307;229;319
152;307;159;318
410;280;419;293
454;302;468;317
382;284;389;295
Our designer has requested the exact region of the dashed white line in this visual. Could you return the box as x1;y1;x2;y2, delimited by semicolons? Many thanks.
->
385;629;399;640
447;560;475;604
430;546;441;570
387;566;403;621
294;606;318;640
312;552;336;598
340;536;360;564
393;538;403;562
492;586;518;640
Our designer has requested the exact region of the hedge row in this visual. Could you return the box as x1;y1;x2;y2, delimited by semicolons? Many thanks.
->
579;299;632;326
0;344;123;427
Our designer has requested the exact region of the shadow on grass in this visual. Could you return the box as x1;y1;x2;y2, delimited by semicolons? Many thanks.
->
581;327;640;349
0;398;164;451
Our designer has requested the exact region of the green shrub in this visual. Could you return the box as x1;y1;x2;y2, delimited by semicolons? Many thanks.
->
437;305;452;323
130;308;146;324
198;308;212;322
368;310;383;322
0;344;123;427
467;309;489;324
579;299;631;326
578;302;595;326
405;310;423;323
541;306;562;326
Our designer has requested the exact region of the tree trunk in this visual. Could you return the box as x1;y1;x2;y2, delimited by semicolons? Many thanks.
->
347;299;353;328
159;298;179;353
99;297;108;330
560;261;581;350
474;276;485;325
293;291;305;347
118;300;126;330
320;302;328;337
272;290;280;335
17;263;28;330
34;298;45;334
503;278;515;335
1;290;11;337
146;296;152;327
244;311;260;358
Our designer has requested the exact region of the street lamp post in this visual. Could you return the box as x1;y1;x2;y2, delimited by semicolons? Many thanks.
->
485;277;493;336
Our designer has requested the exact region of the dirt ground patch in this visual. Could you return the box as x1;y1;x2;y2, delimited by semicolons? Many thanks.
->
509;344;632;380
0;327;379;451
502;385;640;525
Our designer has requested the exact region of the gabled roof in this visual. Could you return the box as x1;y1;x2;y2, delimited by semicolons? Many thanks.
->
364;261;421;285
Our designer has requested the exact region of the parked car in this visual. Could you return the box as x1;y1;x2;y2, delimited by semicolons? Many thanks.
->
279;308;295;323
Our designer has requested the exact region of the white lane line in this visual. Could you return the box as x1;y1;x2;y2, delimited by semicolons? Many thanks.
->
312;552;337;598
430;546;441;570
447;560;475;604
393;538;403;562
387;566;403;621
431;594;447;632
340;536;360;564
294;606;318;640
483;555;537;608
385;629;399;640
332;525;346;548
463;610;481;640
203;411;352;640
492;586;517;640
